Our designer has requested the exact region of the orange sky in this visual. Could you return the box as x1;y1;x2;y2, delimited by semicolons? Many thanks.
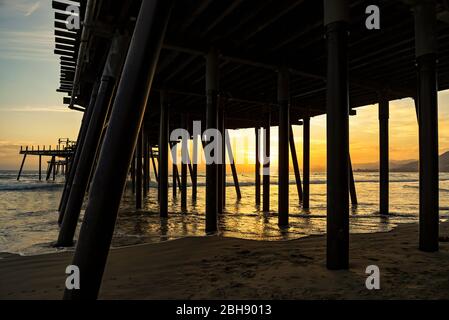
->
1;1;448;172
1;90;448;172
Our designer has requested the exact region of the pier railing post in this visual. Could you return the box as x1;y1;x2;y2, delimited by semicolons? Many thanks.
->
324;0;350;270
414;0;439;252
57;34;130;246
63;0;174;299
278;67;290;227
205;48;219;234
379;95;389;215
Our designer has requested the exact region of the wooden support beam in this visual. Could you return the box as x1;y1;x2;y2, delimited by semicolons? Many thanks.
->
162;43;414;98
53;158;57;181
131;151;136;194
169;141;182;192
278;67;290;227
136;129;143;209
205;48;219;234
255;127;261;205
17;152;27;181
63;0;173;300
262;112;271;212
415;1;439;252
324;0;350;270
150;146;158;182
39;155;42;181
159;92;169;217
289;124;303;203
181;117;188;211
57;34;128;245
192;134;198;202
303;115;310;209
379;96;389;215
172;163;178;198
225;130;241;200
143;128;149;196
349;155;357;206
217;105;225;213
47;156;56;181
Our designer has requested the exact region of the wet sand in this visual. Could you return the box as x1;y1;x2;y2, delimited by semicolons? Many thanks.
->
1;222;449;299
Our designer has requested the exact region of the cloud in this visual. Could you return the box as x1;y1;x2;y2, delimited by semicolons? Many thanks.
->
0;29;54;61
0;105;71;113
24;1;40;16
0;0;41;16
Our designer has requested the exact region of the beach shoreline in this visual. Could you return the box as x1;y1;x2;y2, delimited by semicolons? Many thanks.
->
1;221;449;300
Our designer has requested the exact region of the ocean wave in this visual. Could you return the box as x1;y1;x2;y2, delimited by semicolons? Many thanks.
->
0;183;63;192
403;185;449;192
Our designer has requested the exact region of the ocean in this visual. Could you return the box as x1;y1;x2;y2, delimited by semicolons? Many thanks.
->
1;169;448;256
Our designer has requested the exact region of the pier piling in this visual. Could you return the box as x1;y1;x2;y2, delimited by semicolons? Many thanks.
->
278;67;290;227
225;130;241;200
205;48;219;234
159;91;169;217
181;117;188;211
289;124;303;203
17;152;27;181
64;0;174;299
136;128;143;209
303;115;310;209
349;155;358;206
263;112;271;212
414;1;439;252
379;95;389;215
255;127;261;205
324;0;350;270
57;35;129;246
58;81;99;219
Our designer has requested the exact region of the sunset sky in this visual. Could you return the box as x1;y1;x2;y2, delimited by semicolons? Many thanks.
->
0;0;448;171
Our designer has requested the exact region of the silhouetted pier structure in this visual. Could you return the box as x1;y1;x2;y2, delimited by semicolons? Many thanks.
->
49;0;449;299
17;140;75;181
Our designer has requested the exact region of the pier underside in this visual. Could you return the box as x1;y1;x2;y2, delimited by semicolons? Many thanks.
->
49;0;449;299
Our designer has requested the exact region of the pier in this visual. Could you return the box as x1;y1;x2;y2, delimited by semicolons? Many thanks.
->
44;0;449;299
17;139;75;181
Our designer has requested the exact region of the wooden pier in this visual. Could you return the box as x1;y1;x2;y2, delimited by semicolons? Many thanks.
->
17;139;75;181
44;0;449;299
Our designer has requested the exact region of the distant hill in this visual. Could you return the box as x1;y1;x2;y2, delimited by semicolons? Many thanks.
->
353;159;415;171
353;151;449;172
392;151;449;172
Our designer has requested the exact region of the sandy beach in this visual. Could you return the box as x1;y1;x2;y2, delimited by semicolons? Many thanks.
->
1;221;449;300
